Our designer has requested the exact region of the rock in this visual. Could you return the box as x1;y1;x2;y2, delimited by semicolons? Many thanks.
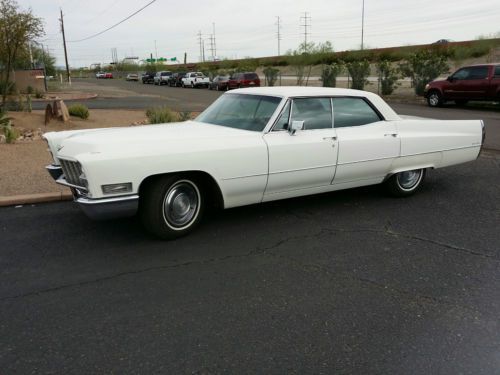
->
58;100;70;122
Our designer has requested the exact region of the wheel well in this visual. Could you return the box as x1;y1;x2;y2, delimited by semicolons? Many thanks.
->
139;171;224;209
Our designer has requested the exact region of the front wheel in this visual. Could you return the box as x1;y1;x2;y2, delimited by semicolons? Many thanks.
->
384;169;426;197
140;175;204;239
427;91;442;107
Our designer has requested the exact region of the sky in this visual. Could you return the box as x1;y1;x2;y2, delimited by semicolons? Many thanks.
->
21;0;500;68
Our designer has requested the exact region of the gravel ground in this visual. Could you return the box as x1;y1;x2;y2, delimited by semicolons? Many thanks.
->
0;109;147;197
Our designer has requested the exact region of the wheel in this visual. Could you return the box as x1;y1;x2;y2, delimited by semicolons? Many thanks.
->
384;169;426;197
182;83;186;88
215;84;219;91
455;100;468;106
191;82;195;88
140;175;204;239
427;91;442;107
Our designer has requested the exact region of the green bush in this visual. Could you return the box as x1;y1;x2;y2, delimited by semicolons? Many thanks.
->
178;111;192;121
68;104;90;119
146;106;177;124
34;89;44;99
0;110;17;143
400;50;449;96
263;66;280;86
26;86;34;95
346;60;370;90
321;61;344;87
377;59;400;95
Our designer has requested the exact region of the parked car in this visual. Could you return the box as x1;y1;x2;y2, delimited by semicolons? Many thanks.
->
126;73;139;81
424;63;500;107
154;71;172;85
227;72;260;89
44;87;485;239
142;72;155;84
95;72;105;79
209;75;230;91
181;72;210;88
168;72;186;87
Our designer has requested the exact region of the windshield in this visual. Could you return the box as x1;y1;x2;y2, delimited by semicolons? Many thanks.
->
196;94;282;131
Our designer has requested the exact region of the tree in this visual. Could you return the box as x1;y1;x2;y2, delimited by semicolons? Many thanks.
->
0;0;44;105
287;41;334;86
346;60;370;90
399;49;449;96
377;59;400;96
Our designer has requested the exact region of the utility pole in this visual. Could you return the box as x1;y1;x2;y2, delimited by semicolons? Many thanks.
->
212;23;217;58
361;0;365;50
300;12;311;52
59;8;71;83
208;34;215;61
275;16;282;56
197;30;203;62
154;40;158;61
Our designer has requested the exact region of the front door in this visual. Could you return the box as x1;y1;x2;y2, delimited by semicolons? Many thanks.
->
263;98;338;196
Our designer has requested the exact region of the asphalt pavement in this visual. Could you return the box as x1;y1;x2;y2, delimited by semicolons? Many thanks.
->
1;153;499;374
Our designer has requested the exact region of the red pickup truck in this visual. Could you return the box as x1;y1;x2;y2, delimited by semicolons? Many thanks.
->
424;63;500;107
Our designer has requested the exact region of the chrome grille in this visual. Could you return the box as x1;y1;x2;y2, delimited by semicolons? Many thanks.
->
59;158;85;188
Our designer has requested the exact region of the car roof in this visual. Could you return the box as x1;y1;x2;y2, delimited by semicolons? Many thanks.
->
461;63;500;67
227;86;401;121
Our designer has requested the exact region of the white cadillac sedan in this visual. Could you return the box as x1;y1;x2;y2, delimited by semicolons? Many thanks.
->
44;87;485;239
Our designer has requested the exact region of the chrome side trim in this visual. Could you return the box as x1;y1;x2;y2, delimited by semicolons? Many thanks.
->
76;195;139;220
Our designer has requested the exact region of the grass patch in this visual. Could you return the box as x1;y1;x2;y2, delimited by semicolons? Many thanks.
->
146;106;177;124
68;104;90;119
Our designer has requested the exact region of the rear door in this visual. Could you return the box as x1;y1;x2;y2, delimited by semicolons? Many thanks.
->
332;97;400;185
447;66;490;100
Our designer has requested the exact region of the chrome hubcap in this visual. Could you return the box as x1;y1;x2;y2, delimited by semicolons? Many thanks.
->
429;94;439;106
163;181;199;228
397;170;422;190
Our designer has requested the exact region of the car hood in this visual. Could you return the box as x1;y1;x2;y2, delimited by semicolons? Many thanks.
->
45;121;258;161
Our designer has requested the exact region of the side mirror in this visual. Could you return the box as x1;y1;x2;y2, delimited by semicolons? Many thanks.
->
447;76;454;82
288;120;304;135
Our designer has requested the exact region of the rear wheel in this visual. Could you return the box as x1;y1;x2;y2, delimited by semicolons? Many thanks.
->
140;175;204;240
191;82;195;88
427;91;442;107
384;169;426;197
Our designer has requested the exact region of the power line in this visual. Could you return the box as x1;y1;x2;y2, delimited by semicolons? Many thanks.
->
67;0;157;43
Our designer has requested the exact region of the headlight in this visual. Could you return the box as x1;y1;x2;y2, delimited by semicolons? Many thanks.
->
424;84;430;90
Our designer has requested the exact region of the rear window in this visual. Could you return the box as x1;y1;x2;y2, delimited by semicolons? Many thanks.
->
468;66;488;80
244;73;258;80
161;72;172;76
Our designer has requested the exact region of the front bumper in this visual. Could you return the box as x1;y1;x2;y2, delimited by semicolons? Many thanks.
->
46;164;139;220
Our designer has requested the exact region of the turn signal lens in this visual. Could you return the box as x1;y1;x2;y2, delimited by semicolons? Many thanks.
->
102;183;132;195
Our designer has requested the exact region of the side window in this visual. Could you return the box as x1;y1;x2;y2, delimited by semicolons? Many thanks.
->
468;66;488;79
332;98;381;128
494;66;500;77
273;101;291;131
453;68;470;80
290;98;332;130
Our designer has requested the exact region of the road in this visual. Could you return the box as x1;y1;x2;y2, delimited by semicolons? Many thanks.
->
1;153;499;373
34;78;500;150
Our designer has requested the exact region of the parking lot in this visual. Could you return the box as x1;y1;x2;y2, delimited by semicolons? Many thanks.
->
5;78;500;373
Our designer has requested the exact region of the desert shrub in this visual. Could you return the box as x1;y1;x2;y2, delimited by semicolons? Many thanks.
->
399;50;449;96
146;106;177;124
377;59;400;95
68;104;89;119
178;111;192;121
346;60;370;90
0;110;17;143
25;95;32;112
34;89;44;99
26;85;34;95
321;61;344;87
263;66;280;86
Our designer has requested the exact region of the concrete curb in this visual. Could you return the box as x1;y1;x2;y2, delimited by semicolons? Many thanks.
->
32;93;98;102
0;191;73;207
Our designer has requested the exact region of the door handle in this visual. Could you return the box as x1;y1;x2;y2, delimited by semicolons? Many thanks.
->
384;133;397;137
323;136;337;141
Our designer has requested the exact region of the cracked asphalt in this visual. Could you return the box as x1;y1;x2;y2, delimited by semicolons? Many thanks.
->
1;152;499;374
